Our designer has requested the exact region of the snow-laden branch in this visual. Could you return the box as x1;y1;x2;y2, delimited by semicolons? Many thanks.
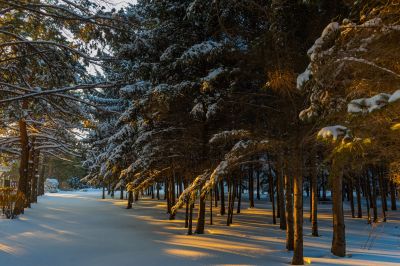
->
0;81;121;103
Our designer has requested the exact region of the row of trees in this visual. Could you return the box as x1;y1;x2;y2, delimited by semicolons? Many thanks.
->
1;1;399;265
0;0;125;213
82;0;400;265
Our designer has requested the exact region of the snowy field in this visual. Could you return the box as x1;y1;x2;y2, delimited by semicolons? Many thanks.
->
1;190;400;266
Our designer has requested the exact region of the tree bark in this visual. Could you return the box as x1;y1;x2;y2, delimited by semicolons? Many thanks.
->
256;170;261;200
220;179;225;215
278;168;286;230
14;100;30;215
237;175;242;214
292;173;304;265
195;192;206;234
349;180;355;218
331;166;346;257
311;165;319;236
285;174;294;251
390;181;397;210
127;191;133;209
356;175;362;218
249;168;254;208
269;173;276;224
371;172;378;223
188;202;194;235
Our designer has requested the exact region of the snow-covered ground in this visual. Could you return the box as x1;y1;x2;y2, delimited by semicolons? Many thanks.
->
1;190;400;266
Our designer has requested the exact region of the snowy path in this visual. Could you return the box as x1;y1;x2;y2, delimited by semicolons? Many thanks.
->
1;190;400;266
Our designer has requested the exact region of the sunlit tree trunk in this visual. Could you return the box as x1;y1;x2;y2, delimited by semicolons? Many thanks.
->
331;163;346;257
14;100;30;215
311;164;319;236
292;171;304;265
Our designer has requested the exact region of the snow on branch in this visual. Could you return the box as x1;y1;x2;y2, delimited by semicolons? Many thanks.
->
171;171;210;215
348;90;400;114
317;125;350;141
209;130;251;145
338;57;400;79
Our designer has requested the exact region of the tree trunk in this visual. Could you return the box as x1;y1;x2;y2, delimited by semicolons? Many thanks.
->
210;189;213;225
390;181;397;210
14;101;30;215
364;177;371;224
195;192;206;234
249;168;254;208
214;184;219;207
38;157;46;196
127;191;133;209
256;170;261;200
31;149;40;203
331;166;346;257
292;173;304;265
220;179;225;215
227;179;232;226
185;200;189;228
269;173;276;224
188;202;194;235
102;185;106;199
285;174;294;251
349;180;355;218
120;186;124;200
237;175;242;214
378;171;387;221
356;175;362;218
371;172;378;223
311;167;319;236
278;168;286;230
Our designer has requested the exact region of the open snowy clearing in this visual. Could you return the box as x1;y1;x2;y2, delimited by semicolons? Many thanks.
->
1;190;400;266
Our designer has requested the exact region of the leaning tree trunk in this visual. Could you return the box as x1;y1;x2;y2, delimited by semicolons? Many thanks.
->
331;164;346;257
285;174;294;251
292;173;304;265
